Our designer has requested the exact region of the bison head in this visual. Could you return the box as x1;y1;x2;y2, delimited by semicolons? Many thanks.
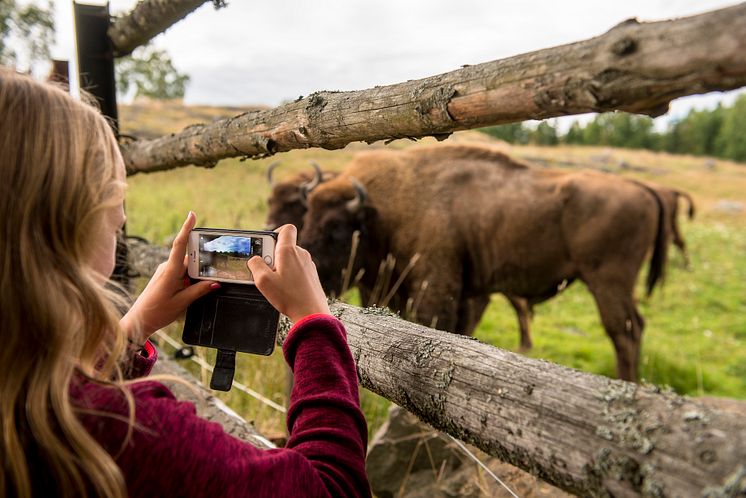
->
265;161;334;230
300;177;376;296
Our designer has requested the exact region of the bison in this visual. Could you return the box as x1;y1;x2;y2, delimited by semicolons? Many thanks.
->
265;158;692;357
292;144;667;381
507;181;695;352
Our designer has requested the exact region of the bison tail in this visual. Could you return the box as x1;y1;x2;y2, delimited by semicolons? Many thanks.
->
676;190;696;220
644;186;669;296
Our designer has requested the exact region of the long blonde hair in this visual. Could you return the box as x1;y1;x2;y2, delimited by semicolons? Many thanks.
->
0;67;133;498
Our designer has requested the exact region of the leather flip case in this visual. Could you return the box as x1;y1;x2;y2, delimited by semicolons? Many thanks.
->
182;282;280;391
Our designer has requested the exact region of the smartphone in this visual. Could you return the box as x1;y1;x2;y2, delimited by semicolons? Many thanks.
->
187;228;276;285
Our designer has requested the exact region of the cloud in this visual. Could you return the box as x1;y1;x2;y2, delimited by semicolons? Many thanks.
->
203;236;253;255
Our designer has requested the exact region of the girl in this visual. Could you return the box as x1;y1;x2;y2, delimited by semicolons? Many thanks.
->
0;68;370;498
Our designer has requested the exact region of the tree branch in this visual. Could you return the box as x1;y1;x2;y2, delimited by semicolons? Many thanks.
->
108;0;223;57
121;3;746;175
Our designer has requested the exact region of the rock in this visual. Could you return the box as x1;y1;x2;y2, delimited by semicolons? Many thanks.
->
366;405;570;498
366;406;463;498
712;200;744;213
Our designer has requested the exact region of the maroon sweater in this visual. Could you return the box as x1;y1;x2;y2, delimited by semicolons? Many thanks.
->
72;314;371;498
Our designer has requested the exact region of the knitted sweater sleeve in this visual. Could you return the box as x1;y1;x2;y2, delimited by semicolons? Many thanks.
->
123;340;158;379
81;315;371;498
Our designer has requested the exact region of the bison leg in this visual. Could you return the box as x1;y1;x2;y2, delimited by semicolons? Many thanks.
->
455;295;490;336
586;280;644;382
410;279;462;333
673;233;691;269
506;295;533;352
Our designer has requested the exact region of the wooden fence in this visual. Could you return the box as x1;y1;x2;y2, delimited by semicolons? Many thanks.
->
85;2;746;496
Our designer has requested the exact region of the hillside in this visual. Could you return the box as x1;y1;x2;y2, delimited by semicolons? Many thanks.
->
119;99;268;139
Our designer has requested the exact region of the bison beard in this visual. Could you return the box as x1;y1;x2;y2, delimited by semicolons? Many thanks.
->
268;145;669;382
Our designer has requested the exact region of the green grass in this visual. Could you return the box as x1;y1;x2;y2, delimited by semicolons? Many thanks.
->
123;121;746;438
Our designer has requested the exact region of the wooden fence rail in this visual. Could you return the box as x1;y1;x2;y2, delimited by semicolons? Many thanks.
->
108;0;224;57
127;238;746;497
120;2;746;175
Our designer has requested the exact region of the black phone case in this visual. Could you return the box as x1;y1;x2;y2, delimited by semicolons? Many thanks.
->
182;282;280;391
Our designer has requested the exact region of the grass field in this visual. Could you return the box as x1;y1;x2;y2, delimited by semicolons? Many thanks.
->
122;105;746;439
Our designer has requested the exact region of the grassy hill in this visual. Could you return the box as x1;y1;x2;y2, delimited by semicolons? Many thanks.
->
121;101;746;437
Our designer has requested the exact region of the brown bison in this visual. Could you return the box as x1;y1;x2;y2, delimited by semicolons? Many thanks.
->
507;181;695;352
263;151;689;376
265;159;693;356
294;145;667;381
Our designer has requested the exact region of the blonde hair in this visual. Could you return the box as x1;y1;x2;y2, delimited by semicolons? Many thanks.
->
0;67;133;498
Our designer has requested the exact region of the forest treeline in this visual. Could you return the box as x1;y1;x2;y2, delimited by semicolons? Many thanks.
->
480;93;746;163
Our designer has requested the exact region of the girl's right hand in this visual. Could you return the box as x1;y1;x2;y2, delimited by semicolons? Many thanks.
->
247;224;331;323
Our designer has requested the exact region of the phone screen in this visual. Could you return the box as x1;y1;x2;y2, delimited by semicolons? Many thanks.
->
199;234;263;282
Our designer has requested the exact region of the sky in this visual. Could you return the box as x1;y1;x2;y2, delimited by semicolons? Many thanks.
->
48;0;746;130
203;235;253;255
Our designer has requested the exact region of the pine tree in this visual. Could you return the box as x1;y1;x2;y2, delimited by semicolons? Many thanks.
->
718;94;746;162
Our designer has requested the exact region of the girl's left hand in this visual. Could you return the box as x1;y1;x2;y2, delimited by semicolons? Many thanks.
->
120;212;218;345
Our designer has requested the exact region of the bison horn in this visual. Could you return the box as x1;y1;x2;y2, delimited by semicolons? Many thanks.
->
299;160;325;206
346;177;367;213
266;161;282;186
304;160;324;191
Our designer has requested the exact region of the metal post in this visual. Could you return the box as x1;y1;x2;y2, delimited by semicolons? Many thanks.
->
74;2;129;289
73;2;119;131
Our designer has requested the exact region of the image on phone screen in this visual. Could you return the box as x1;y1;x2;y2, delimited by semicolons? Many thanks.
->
199;234;263;282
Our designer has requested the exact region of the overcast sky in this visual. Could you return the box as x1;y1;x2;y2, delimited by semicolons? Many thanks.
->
51;0;744;128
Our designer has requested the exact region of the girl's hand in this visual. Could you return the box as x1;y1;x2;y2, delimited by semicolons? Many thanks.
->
248;224;331;323
120;212;217;344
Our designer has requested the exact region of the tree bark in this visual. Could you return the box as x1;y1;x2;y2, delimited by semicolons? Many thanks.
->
120;3;746;175
108;0;223;57
127;241;746;497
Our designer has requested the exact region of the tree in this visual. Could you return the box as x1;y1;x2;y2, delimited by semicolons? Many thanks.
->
0;0;55;71
116;46;190;100
582;118;602;145
530;121;559;145
479;123;530;144
717;94;746;162
671;105;725;156
563;121;585;145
